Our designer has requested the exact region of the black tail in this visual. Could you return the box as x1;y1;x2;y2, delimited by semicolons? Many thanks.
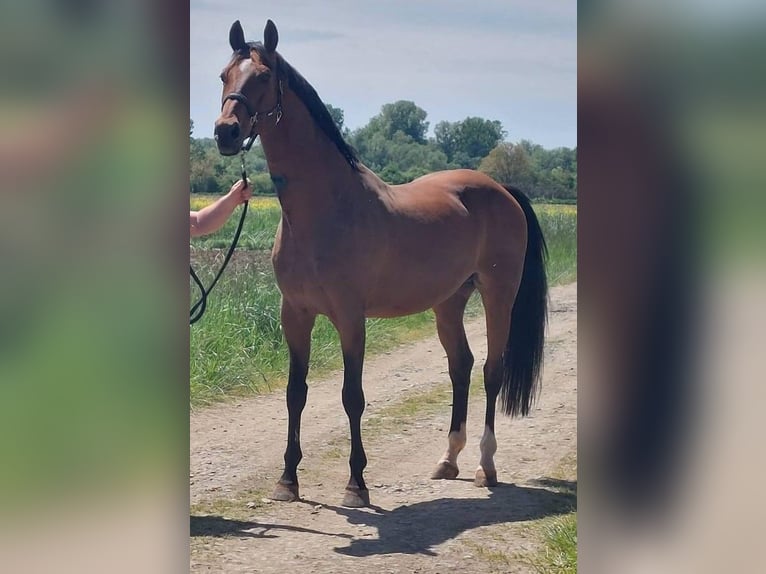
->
501;186;548;417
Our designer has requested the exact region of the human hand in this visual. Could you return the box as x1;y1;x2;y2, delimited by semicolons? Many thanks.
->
229;179;252;204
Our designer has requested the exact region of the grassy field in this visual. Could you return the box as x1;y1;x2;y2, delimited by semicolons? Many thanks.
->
190;195;576;406
191;195;281;251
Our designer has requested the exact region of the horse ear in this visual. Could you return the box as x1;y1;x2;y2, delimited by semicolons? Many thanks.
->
229;20;246;52
264;19;278;53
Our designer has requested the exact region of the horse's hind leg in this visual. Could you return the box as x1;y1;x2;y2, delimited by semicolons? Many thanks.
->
272;301;316;502
475;277;519;487
431;281;475;480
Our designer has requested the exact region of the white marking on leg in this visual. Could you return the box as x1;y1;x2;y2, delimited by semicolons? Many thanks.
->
477;425;497;474
439;422;466;465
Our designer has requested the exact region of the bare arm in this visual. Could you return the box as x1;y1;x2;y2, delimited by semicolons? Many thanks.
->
190;180;251;237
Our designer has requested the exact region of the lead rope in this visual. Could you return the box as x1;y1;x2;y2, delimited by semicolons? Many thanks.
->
190;147;252;325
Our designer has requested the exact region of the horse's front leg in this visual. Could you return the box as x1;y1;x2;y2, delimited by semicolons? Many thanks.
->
335;314;369;508
272;301;316;502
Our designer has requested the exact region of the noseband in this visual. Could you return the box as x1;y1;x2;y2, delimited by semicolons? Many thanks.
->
221;79;283;151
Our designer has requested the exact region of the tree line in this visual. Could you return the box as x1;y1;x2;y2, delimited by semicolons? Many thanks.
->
190;101;576;201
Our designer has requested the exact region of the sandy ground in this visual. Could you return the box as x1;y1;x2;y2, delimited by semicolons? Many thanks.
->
190;282;577;573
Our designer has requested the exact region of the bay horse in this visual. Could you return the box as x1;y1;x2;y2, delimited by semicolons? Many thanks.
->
214;20;548;508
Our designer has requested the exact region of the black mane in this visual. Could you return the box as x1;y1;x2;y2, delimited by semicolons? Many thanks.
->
248;42;360;170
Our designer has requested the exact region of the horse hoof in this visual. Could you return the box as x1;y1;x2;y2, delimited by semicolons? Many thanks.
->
342;488;370;508
474;468;498;487
271;481;300;502
431;460;459;480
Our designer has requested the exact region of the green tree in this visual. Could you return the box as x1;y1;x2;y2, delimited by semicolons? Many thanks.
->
349;100;437;182
190;119;207;184
190;146;220;193
435;117;505;168
478;143;534;192
377;100;429;143
189;134;274;194
433;121;458;162
351;121;448;184
515;140;577;199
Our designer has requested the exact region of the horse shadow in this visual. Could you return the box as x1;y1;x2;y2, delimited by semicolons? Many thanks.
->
325;478;576;557
190;515;354;541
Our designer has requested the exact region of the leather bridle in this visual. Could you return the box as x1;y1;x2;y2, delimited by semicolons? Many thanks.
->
220;79;283;151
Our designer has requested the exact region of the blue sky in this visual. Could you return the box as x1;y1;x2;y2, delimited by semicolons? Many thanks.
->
190;1;576;149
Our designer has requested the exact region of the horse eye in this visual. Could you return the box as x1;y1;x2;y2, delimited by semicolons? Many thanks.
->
219;73;226;83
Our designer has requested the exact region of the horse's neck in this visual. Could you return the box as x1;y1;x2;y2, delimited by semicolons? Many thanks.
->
257;90;361;217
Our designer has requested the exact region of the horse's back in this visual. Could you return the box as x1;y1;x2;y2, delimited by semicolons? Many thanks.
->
406;168;504;189
392;169;521;213
386;169;526;239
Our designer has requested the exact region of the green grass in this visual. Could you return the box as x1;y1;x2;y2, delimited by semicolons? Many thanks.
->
190;203;576;405
527;454;577;573
535;205;577;286
531;513;577;573
464;499;577;573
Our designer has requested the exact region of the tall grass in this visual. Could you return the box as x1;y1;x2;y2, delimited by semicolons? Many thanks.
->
532;513;577;574
191;197;281;251
190;199;576;405
535;204;578;285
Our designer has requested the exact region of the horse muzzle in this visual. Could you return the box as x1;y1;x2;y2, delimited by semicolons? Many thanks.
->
214;119;243;156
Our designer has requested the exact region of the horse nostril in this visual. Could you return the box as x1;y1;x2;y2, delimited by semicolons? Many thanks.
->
230;124;240;140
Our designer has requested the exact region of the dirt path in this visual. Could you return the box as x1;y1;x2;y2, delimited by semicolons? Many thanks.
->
190;283;577;573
